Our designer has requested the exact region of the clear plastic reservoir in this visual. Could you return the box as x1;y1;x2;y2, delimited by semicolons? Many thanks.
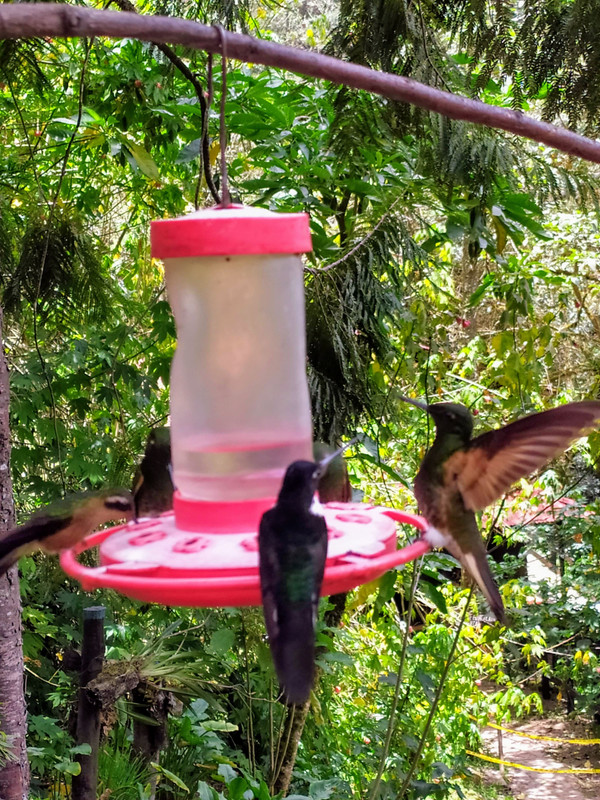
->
152;206;314;502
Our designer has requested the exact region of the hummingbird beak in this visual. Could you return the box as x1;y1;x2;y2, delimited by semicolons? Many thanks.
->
399;395;429;412
317;436;360;472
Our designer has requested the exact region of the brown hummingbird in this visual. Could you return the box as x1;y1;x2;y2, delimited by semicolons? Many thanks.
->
0;489;134;576
401;398;600;623
132;427;174;519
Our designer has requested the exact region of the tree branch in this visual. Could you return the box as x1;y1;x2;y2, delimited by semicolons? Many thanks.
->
0;5;600;162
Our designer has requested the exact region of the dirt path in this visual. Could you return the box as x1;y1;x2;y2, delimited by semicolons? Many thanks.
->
479;717;600;800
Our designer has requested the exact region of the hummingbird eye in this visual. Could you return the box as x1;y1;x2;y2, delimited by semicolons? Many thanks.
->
312;467;323;481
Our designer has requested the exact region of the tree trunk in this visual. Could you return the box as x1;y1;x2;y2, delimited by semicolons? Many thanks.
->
0;306;29;799
132;684;171;800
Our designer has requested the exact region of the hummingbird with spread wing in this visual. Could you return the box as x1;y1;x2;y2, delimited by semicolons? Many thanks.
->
259;439;357;705
401;398;600;623
0;488;134;576
132;427;174;519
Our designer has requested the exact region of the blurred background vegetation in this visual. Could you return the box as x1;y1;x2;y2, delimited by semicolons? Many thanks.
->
2;0;600;797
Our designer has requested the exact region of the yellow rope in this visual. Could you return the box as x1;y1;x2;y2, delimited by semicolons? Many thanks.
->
470;715;600;745
466;750;600;773
485;720;600;745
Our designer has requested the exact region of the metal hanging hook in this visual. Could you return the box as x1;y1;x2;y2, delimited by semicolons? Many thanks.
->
212;25;231;208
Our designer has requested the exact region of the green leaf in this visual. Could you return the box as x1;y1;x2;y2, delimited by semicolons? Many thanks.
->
151;763;189;792
208;628;235;657
124;141;159;179
217;763;238;784
202;720;239;732
415;669;437;703
322;651;354;666
197;782;218;800
418;581;448;614
69;743;92;756
227;776;250;800
309;779;339;800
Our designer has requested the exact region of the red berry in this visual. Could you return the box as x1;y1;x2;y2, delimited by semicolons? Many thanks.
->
334;686;341;694
134;79;143;88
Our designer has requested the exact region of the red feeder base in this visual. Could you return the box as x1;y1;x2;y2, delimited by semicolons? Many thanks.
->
60;503;431;607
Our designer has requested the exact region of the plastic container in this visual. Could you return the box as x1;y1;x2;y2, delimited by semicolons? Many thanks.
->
151;205;313;502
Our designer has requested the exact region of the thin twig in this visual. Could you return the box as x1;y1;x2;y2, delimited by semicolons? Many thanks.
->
271;705;295;790
416;0;451;91
370;559;422;800
214;25;231;208
397;591;473;799
26;39;94;494
307;195;404;274
110;0;219;203
240;611;256;777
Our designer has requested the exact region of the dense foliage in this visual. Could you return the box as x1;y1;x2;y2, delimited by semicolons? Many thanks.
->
1;0;600;798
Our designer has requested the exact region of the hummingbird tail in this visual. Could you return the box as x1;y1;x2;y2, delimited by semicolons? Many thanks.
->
0;550;19;577
271;605;316;706
0;530;35;576
460;550;507;625
0;515;67;577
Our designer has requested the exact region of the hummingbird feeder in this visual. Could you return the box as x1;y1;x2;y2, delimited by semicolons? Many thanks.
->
61;205;431;606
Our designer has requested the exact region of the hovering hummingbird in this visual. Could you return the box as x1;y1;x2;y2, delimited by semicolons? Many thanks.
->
0;488;134;576
132;427;174;519
401;397;600;623
259;439;357;705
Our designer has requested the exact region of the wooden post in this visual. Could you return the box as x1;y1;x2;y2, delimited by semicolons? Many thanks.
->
72;606;106;800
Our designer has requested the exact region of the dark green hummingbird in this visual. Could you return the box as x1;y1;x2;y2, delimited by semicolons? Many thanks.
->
0;488;134;576
401;397;600;623
313;441;353;503
259;439;357;705
132;427;174;519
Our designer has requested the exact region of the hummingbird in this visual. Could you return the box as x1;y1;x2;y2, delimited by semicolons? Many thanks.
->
401;397;600;623
313;441;353;503
259;438;357;705
0;488;134;576
132;427;174;519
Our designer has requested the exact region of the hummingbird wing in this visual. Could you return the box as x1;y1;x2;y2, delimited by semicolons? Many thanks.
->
258;509;328;705
453;401;600;511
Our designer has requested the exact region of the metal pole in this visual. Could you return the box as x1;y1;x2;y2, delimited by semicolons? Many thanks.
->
72;606;106;800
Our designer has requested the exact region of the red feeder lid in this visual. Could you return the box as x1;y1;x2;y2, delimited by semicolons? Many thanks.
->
151;204;313;259
60;503;431;608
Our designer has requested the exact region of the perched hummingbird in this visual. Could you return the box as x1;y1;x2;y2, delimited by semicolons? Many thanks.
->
259;439;357;705
401;398;600;623
0;488;134;576
132;427;174;519
313;442;353;503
